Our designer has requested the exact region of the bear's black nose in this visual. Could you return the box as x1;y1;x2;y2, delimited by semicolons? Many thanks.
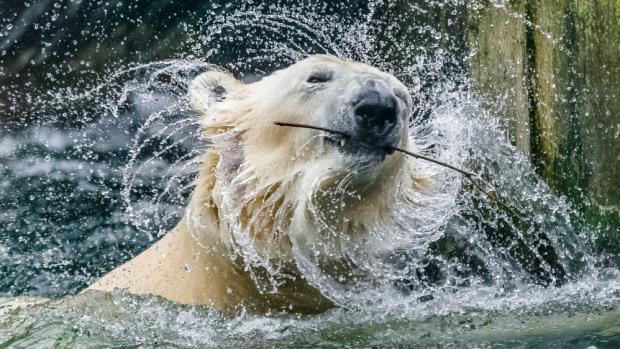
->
354;92;398;134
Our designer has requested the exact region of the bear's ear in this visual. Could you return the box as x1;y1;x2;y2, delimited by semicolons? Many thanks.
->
188;71;244;113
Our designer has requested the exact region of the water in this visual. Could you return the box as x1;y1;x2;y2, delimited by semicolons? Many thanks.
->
1;283;619;348
1;1;618;347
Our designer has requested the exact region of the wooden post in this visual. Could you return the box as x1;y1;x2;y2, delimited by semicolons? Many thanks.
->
469;0;620;254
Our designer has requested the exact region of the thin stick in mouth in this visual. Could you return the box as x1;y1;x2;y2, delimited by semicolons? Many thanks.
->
274;121;475;177
273;121;526;222
274;121;351;140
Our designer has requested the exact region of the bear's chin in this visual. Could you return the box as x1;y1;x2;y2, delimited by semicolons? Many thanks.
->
340;146;392;163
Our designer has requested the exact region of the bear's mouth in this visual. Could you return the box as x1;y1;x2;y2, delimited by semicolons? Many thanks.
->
273;121;397;161
324;135;395;161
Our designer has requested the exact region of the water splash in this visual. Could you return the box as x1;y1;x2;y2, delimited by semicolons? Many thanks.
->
0;0;617;347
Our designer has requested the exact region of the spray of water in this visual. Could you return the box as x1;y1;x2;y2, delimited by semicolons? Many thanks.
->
0;1;617;347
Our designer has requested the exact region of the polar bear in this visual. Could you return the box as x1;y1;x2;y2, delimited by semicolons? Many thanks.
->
87;55;423;314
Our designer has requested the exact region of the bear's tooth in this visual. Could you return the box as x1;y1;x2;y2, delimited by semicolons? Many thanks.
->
340;138;346;147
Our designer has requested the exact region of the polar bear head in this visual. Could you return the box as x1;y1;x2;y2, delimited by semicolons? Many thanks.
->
187;55;422;275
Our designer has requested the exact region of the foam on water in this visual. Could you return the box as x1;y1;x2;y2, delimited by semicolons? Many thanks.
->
0;1;618;347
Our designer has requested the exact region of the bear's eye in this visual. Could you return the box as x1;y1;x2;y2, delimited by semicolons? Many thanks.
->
306;72;332;84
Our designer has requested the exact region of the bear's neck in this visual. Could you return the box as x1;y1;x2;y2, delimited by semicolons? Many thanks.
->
175;152;410;314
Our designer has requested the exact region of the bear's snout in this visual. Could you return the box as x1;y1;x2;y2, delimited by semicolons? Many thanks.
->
352;80;401;149
354;93;398;133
